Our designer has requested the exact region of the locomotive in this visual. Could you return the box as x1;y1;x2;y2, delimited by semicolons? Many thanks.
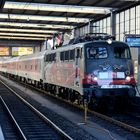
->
0;34;136;108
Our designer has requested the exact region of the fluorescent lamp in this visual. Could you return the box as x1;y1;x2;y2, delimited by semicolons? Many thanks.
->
0;32;52;37
0;36;45;40
0;13;89;23
0;22;74;29
0;28;58;33
4;1;112;14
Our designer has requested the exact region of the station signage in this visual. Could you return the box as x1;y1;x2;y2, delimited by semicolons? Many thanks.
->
12;47;33;56
0;47;9;56
124;34;140;47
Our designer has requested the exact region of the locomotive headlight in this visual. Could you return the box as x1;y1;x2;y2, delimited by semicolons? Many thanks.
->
126;76;131;81
93;77;98;81
107;39;112;44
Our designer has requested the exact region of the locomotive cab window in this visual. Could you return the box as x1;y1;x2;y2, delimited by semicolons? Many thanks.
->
87;47;108;59
114;47;131;59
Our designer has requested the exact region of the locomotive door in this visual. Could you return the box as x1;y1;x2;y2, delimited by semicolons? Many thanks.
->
74;48;81;87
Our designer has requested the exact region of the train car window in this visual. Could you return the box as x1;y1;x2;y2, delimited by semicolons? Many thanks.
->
53;53;56;61
50;54;52;62
45;53;56;62
70;49;75;60
55;53;56;61
65;51;69;61
52;54;53;61
87;47;107;59
46;54;50;62
45;55;48;62
114;47;131;59
52;54;54;61
46;55;49;62
48;54;51;62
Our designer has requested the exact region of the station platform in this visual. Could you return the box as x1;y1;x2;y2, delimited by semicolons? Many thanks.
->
0;75;130;140
0;127;4;140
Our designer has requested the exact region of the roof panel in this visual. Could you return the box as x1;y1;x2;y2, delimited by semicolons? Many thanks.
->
0;0;139;41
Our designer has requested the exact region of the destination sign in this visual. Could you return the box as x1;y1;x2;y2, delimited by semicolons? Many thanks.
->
0;47;9;56
125;34;140;47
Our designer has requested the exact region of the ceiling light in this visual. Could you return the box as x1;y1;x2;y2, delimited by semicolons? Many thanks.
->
4;1;112;14
0;36;45;40
0;13;89;23
0;28;58;33
0;32;52;37
0;22;74;29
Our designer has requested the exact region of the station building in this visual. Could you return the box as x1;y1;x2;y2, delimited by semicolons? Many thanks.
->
0;1;140;80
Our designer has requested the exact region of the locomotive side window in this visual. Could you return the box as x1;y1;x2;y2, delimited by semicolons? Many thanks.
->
87;47;108;59
70;49;75;60
45;53;56;62
114;47;131;59
60;52;64;61
65;51;69;60
60;50;75;61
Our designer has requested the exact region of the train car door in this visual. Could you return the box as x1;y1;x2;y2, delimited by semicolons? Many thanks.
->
74;48;81;87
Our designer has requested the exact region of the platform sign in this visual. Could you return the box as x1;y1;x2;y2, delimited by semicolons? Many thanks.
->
12;47;18;56
124;34;140;47
12;47;33;56
0;47;9;56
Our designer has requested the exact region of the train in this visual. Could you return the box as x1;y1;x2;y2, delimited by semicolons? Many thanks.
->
0;34;137;108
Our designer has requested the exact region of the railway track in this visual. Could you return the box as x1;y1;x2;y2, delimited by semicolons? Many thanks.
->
0;97;20;140
105;111;140;129
23;81;140;134
1;75;140;136
90;109;140;134
0;80;73;140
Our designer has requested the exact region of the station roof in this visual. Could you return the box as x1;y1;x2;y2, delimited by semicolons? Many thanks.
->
0;0;139;41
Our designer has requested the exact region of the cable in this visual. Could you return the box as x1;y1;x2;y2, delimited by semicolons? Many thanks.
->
86;122;117;140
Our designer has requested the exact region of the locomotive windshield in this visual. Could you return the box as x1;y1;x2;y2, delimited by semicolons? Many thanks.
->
87;47;108;59
114;47;131;59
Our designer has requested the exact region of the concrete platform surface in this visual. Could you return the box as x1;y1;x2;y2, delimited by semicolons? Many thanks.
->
0;127;4;140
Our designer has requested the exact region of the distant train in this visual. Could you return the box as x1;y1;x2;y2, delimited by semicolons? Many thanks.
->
0;35;137;108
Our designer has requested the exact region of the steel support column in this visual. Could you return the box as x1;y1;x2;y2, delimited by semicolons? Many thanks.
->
110;11;116;36
138;49;140;86
88;20;92;34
